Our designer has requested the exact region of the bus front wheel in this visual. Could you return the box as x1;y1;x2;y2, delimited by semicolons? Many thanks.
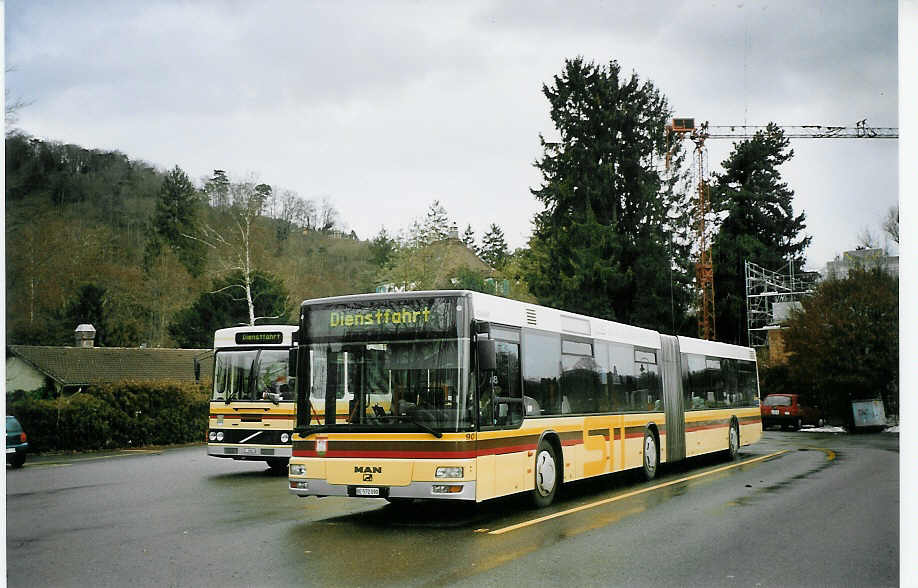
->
531;439;559;508
642;429;659;480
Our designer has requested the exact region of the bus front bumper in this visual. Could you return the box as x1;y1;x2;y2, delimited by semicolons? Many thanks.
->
207;444;292;459
288;478;477;501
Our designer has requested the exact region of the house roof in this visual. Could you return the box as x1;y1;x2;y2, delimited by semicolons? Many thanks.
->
7;346;212;387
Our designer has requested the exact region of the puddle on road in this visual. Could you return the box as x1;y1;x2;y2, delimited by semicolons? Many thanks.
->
716;447;839;509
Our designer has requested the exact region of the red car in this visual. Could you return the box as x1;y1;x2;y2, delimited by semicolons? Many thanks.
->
761;394;824;430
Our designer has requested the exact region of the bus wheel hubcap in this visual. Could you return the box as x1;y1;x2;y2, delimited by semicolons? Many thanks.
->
536;451;556;495
644;437;656;472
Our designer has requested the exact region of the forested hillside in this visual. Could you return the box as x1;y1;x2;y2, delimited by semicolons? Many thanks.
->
5;133;527;349
5;132;379;348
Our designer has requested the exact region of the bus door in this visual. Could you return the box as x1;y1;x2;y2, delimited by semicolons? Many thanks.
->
660;335;686;462
475;325;524;500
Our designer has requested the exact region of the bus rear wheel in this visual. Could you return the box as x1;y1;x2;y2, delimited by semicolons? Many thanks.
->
642;429;659;480
531;439;559;508
728;420;740;460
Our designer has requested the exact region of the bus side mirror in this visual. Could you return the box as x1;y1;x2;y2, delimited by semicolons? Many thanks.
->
477;339;496;371
288;348;298;378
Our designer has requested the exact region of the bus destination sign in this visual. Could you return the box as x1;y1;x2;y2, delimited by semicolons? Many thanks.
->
307;297;459;341
235;331;284;345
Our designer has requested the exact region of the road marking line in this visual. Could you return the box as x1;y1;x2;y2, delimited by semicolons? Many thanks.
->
488;450;789;535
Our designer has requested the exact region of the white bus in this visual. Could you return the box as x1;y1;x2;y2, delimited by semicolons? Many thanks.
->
288;291;762;506
207;325;298;471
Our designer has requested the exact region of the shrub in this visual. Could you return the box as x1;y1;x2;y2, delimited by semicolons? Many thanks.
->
8;380;210;452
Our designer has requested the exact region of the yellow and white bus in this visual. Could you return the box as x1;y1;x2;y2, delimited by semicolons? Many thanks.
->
207;325;299;471
288;291;761;506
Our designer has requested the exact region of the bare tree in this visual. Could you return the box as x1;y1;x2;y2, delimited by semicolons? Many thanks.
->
5;66;32;130
856;226;879;250
184;179;285;325
317;197;339;232
882;205;899;244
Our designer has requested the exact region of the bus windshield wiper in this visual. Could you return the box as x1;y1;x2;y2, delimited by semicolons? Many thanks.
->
405;418;443;439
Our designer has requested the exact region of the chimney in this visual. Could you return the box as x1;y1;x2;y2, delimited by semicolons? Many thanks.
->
448;223;459;240
75;324;96;348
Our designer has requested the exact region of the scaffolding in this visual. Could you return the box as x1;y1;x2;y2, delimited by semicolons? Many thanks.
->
745;260;818;347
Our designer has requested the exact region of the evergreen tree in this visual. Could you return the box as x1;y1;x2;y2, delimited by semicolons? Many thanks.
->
168;271;289;348
526;58;691;331
204;169;230;207
461;224;478;253
420;200;451;243
147;166;206;277
480;223;509;269
710;124;811;345
369;227;397;268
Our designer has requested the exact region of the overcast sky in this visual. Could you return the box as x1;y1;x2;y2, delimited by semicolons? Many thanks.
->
4;0;900;271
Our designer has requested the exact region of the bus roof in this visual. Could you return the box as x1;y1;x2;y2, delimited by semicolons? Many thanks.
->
298;290;756;360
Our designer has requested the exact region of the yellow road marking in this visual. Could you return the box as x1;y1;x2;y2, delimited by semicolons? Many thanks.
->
488;450;790;535
810;447;836;461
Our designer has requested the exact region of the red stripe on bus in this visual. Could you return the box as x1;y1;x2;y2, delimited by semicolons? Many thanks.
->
210;414;294;420
293;450;480;459
685;423;730;433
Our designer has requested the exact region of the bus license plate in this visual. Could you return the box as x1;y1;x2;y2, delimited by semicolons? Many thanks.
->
355;487;380;497
243;447;257;455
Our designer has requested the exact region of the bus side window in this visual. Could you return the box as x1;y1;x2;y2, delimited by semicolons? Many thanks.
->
495;341;522;427
522;330;561;415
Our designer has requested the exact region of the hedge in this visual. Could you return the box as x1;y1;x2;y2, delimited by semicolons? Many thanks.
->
8;380;210;453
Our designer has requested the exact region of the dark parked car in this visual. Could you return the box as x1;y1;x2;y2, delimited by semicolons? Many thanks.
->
761;394;824;430
6;415;28;469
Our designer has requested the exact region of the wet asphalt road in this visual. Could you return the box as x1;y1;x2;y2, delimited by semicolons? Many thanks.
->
5;430;898;587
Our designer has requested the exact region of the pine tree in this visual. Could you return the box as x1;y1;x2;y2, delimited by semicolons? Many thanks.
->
526;58;692;331
204;169;230;207
480;223;509;269
420;200;450;243
710;124;811;345
461;224;478;253
148;166;206;277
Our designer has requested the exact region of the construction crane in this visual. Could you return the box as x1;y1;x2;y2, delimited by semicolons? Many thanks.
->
666;118;898;341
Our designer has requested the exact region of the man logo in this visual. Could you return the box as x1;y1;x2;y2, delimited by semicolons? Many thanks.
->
354;466;383;474
363;473;373;482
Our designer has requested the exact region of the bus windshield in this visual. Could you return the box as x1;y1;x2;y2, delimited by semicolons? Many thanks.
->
213;349;292;402
307;339;469;433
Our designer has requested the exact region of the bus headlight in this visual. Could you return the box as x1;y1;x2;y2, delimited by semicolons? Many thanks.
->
281;433;290;443
435;467;463;478
216;432;224;442
289;464;306;476
208;431;216;441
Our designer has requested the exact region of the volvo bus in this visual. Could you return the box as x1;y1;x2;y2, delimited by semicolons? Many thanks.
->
288;291;761;506
208;325;300;471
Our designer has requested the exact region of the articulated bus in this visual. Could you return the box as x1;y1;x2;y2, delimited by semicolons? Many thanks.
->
207;325;300;472
288;291;762;506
